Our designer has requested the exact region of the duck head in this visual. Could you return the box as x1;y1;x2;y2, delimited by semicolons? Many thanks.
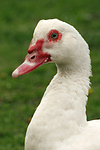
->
12;19;91;78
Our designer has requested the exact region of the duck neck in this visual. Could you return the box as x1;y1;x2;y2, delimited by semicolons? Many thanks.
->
47;63;91;127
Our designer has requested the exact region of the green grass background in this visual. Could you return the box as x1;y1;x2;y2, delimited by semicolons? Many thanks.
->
0;0;100;149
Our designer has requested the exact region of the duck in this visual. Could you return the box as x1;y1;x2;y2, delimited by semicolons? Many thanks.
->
12;19;100;150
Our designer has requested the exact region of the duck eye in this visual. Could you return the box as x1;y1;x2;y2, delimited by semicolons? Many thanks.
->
48;29;62;42
51;33;58;39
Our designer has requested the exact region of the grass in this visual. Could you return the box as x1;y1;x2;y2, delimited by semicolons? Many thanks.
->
0;0;100;149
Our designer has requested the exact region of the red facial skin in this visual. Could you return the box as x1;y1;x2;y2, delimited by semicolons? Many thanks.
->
27;29;62;63
28;39;44;54
12;30;62;78
27;39;51;63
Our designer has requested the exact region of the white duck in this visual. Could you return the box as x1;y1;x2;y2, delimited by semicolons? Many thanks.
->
12;19;100;150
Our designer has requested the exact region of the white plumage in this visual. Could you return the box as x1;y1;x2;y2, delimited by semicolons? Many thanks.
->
12;19;100;150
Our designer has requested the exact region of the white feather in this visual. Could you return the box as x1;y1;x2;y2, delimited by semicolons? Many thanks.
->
25;19;100;150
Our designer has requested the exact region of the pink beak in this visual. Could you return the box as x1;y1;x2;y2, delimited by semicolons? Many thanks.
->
12;39;51;78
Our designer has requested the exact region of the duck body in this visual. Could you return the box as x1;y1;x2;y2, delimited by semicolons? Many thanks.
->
25;74;100;150
12;19;100;150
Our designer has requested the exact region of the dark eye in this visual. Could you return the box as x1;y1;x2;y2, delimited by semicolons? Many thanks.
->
48;29;62;42
51;33;58;39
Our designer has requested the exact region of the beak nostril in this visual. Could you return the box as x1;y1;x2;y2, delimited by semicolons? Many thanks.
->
30;55;35;60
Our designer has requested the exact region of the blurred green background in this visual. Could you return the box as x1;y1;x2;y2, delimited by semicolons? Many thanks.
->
0;0;100;149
